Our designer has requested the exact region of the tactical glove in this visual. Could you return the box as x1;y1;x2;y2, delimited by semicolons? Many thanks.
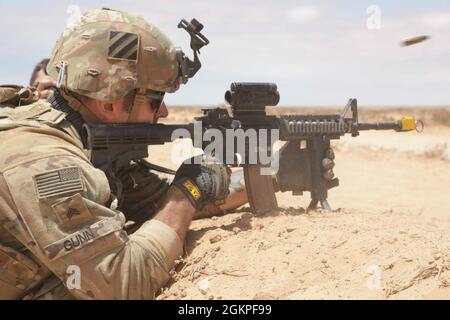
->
275;143;338;193
322;148;335;181
172;156;231;210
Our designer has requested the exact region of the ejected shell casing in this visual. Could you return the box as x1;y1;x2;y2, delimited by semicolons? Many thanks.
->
400;35;430;47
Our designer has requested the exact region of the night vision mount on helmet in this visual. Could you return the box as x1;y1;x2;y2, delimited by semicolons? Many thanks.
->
176;18;210;85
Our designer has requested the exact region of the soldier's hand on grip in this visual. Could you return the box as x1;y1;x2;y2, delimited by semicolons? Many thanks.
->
172;155;231;210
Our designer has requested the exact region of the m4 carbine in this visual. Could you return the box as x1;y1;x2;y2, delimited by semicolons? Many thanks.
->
82;83;420;215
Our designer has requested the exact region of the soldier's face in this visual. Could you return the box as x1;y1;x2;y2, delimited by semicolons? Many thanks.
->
33;69;57;100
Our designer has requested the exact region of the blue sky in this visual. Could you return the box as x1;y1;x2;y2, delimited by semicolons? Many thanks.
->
0;0;449;106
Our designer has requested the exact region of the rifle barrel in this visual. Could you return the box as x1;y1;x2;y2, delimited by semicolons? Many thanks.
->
357;122;401;131
358;116;417;132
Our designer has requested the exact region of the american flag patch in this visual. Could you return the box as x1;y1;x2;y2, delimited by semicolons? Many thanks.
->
108;31;139;61
34;167;84;199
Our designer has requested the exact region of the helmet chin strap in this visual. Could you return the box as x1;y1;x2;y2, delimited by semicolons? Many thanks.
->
125;88;165;123
59;88;104;124
126;88;147;123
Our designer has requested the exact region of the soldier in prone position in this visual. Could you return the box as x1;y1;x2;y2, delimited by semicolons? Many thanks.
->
0;8;236;300
0;8;336;299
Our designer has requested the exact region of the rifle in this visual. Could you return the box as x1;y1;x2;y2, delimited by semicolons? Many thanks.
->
82;82;421;215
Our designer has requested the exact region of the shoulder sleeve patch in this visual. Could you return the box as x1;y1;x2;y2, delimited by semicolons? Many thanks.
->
34;167;84;199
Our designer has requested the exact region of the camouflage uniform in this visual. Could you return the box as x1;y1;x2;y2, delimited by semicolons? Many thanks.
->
0;8;189;299
0;98;184;299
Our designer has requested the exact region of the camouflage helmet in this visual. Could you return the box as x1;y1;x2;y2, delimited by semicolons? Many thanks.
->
47;7;180;102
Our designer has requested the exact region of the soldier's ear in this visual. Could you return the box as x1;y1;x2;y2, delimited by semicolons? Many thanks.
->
104;103;114;112
98;101;113;112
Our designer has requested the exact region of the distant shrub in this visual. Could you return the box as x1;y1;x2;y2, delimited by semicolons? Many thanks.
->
423;143;448;160
431;109;450;126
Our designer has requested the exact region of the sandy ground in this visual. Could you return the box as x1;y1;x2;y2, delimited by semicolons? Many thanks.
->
150;107;450;300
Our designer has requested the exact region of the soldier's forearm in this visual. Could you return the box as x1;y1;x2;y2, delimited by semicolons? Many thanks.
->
220;189;248;211
153;186;196;243
195;189;248;219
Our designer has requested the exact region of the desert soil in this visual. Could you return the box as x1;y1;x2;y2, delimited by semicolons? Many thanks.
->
150;107;450;300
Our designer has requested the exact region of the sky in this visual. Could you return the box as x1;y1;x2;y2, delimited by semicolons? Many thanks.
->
0;0;449;106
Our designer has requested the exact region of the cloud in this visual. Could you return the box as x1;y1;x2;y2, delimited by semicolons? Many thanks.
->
285;5;320;24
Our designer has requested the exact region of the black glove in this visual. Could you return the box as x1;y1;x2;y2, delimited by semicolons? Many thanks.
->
172;156;231;210
276;143;338;193
322;148;335;181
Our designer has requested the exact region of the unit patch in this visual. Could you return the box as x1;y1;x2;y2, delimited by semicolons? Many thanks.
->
108;31;139;61
34;167;84;199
